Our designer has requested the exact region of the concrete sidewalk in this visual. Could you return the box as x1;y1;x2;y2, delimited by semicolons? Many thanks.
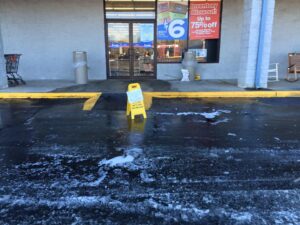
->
0;79;299;93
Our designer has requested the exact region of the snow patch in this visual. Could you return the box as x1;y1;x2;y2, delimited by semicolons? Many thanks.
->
99;147;143;168
100;155;134;167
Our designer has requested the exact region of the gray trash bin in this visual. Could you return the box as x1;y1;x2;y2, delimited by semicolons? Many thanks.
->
73;51;88;84
182;51;197;81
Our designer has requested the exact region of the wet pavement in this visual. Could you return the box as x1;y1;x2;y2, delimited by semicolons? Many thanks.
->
0;97;300;224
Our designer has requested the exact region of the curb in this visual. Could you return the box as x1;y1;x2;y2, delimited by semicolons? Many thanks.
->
143;91;300;109
0;92;101;111
1;91;300;111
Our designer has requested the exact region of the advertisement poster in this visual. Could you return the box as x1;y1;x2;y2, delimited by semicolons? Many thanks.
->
189;1;221;40
157;1;188;41
137;24;154;47
189;48;207;58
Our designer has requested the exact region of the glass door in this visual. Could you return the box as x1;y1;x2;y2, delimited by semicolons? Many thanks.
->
132;23;155;77
107;21;156;79
107;23;130;77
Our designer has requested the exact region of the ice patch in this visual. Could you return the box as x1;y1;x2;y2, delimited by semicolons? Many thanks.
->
227;133;237;137
211;118;230;125
81;172;107;187
202;195;214;204
273;210;300;224
231;212;252;222
140;171;155;183
293;177;300;183
0;195;122;208
156;109;231;119
125;147;143;158
24;117;34;126
199;111;221;119
156;112;175;116
85;147;145;185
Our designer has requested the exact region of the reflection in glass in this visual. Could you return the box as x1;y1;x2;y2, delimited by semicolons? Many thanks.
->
108;23;130;77
133;23;155;76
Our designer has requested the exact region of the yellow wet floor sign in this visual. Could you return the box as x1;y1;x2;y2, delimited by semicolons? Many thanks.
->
126;83;147;120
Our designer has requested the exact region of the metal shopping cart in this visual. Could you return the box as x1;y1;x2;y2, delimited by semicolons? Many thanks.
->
4;54;26;86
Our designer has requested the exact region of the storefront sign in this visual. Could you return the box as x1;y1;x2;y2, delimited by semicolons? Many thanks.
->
189;1;221;40
157;1;188;41
157;19;188;40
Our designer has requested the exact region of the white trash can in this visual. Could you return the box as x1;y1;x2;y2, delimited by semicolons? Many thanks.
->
73;51;88;84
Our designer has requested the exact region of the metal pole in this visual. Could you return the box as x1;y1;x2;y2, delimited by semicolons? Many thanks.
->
255;0;269;89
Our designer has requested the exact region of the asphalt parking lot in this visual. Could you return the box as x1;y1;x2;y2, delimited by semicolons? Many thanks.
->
0;97;300;224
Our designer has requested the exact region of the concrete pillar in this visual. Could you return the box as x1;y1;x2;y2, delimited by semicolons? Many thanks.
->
0;23;7;89
238;0;275;89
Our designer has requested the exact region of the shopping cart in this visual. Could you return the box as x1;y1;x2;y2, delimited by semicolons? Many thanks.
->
4;54;26;86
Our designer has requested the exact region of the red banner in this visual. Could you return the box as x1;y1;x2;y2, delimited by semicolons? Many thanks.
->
189;1;221;40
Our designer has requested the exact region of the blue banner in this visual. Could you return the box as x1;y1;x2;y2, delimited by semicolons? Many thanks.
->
110;42;153;48
157;18;188;41
109;42;129;48
133;41;153;48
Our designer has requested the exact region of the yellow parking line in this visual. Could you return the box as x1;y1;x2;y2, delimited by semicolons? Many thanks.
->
275;91;300;97
0;92;102;111
82;94;101;111
143;91;300;109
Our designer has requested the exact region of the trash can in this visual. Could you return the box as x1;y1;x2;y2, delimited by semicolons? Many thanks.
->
181;51;197;81
73;51;88;84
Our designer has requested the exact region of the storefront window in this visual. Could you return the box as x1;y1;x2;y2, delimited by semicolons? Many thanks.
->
157;0;188;63
105;0;222;64
188;0;222;63
157;0;222;63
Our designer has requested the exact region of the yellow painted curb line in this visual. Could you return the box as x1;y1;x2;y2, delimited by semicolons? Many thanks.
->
275;91;300;97
82;94;101;111
143;91;300;109
0;92;102;111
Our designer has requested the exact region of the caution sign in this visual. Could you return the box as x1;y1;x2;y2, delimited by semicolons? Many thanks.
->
126;83;147;120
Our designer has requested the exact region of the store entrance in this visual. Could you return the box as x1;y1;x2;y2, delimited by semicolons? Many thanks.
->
106;21;156;79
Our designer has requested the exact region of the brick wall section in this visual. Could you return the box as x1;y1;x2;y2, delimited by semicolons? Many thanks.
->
238;0;275;89
0;23;7;88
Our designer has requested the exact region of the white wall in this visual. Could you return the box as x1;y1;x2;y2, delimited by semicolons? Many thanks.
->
270;0;300;78
0;0;106;80
158;0;244;80
0;0;297;81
